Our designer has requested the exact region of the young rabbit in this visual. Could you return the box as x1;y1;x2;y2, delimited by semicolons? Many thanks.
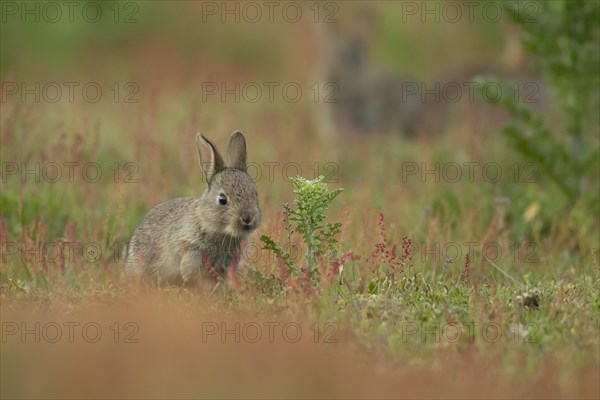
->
124;131;261;285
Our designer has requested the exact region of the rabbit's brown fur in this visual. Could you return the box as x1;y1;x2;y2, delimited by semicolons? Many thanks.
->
124;132;261;285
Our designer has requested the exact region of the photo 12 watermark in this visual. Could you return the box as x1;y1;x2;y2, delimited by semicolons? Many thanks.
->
199;81;338;104
1;82;140;104
1;161;139;184
201;321;339;344
400;161;541;184
397;1;540;24
398;321;538;344
401;80;542;105
1;1;140;24
199;1;339;24
1;321;139;344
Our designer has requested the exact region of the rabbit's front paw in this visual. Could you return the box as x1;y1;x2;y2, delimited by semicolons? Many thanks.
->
180;250;202;284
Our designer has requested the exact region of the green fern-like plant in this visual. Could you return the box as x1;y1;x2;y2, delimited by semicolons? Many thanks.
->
261;175;343;284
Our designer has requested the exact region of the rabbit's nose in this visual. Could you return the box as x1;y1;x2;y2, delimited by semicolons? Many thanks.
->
240;213;253;226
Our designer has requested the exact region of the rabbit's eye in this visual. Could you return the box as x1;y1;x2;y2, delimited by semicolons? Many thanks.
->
218;193;228;205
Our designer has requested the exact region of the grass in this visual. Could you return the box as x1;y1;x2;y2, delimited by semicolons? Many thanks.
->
1;2;599;399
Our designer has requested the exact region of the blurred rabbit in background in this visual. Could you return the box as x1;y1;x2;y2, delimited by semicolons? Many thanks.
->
314;5;420;139
314;4;549;140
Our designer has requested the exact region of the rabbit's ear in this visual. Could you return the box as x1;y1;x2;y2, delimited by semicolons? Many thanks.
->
226;131;247;172
196;133;225;183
